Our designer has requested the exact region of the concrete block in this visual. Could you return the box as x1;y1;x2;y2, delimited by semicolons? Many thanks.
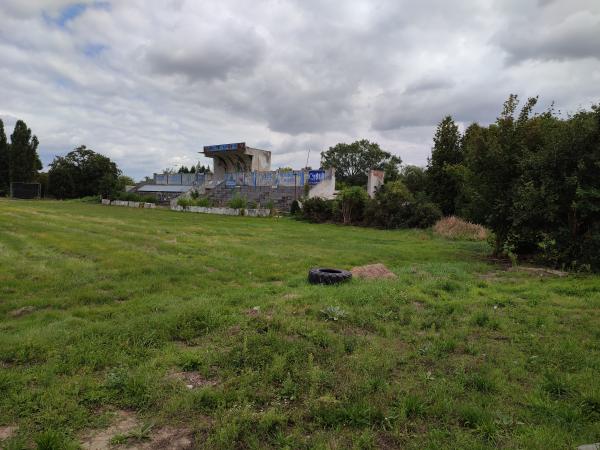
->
143;202;155;209
101;198;111;205
245;208;271;217
128;201;140;208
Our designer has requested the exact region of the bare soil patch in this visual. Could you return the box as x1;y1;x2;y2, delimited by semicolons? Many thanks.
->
80;410;194;449
509;266;568;277
169;371;219;389
144;426;193;449
80;410;138;449
351;263;397;280
0;425;17;440
8;306;36;317
245;306;261;317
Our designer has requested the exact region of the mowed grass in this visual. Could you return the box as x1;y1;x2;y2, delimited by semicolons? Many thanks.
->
1;199;599;449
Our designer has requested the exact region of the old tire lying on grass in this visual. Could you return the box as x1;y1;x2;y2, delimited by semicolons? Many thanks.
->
308;268;352;285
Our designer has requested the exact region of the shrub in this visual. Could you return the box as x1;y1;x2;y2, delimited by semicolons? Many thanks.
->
405;197;442;228
338;186;369;224
301;197;335;223
247;200;257;209
433;216;488;240
364;181;413;229
290;199;301;215
364;182;441;229
64;195;101;203
195;197;212;207
228;194;247;209
177;197;191;208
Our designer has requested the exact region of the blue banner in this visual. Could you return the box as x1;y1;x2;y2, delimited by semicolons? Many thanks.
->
308;170;325;185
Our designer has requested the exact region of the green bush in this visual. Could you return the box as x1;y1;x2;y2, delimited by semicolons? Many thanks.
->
405;196;442;228
363;182;441;229
290;200;301;215
338;186;369;224
195;197;212;207
177;197;191;208
301;197;335;222
177;197;212;208
64;195;101;203
247;200;258;209
228;194;247;209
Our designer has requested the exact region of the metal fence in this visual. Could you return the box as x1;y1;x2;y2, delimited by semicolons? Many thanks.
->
223;170;310;188
154;173;206;185
10;182;41;199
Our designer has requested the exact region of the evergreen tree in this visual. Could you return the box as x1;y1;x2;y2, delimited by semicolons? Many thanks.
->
9;120;42;183
0;119;9;194
426;116;463;215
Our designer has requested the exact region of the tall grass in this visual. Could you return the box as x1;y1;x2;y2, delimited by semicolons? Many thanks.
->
433;216;489;241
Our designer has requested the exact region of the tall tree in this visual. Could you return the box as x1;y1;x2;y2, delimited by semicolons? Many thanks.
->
0;119;8;193
8;120;42;183
48;145;120;199
426;116;463;215
321;139;401;186
461;95;538;254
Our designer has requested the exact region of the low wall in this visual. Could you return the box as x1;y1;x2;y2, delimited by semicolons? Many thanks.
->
171;204;271;217
102;199;156;208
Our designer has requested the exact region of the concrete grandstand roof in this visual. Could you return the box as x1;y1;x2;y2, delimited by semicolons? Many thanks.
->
137;185;191;193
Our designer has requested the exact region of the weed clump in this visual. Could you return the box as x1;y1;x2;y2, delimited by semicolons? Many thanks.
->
433;216;489;240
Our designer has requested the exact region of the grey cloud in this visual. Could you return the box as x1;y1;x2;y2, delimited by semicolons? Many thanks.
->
404;78;455;94
494;3;600;63
144;22;266;81
1;0;599;179
372;87;506;130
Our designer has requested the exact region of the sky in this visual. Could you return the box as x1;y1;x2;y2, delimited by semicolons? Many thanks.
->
1;0;599;180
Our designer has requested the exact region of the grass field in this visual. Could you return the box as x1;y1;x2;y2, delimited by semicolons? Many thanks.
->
0;199;599;449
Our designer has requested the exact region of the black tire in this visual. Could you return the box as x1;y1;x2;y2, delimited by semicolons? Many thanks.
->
308;268;352;285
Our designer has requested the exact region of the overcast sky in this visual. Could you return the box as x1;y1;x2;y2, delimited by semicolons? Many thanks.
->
1;0;599;179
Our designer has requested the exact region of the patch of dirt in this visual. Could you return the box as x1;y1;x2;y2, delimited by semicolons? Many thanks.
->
412;301;425;310
80;410;138;449
0;425;17;440
227;324;241;335
351;263;397;280
245;306;261;317
143;426;194;449
169;371;219;389
282;293;300;300
80;411;194;449
8;306;36;317
509;266;568;277
480;265;567;282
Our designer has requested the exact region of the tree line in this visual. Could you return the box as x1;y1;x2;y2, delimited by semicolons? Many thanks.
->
0;118;133;199
311;95;600;271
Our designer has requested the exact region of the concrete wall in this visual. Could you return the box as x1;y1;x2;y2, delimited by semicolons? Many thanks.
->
102;200;155;209
205;184;300;211
367;170;385;198
308;168;336;200
171;205;272;217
